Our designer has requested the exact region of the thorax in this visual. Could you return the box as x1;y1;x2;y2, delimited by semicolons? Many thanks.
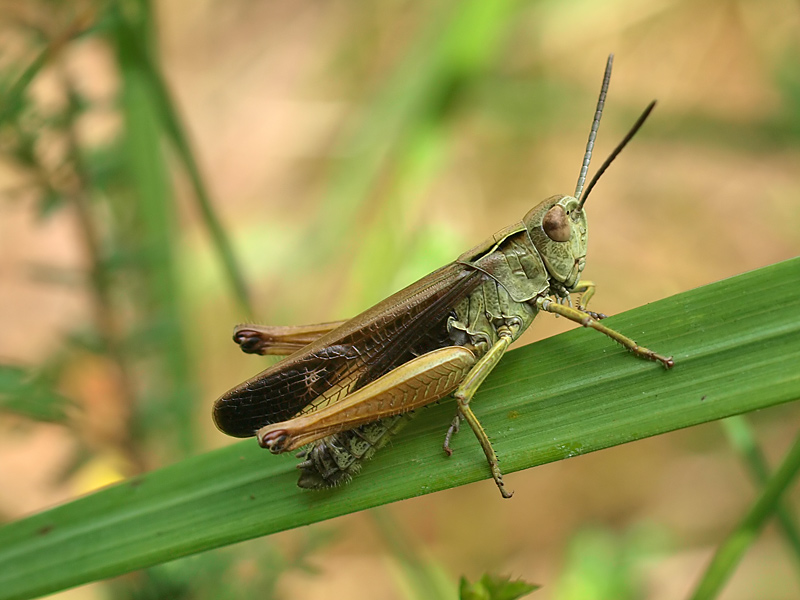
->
450;222;552;356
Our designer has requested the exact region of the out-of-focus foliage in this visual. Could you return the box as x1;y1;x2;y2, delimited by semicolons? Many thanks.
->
103;527;335;600
460;573;540;600
552;525;670;600
0;363;71;423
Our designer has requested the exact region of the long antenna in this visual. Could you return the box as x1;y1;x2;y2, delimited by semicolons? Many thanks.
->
577;100;657;210
574;54;613;202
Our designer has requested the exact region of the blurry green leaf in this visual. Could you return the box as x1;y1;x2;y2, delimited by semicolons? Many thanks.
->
106;531;332;600
460;573;540;600
552;525;666;600
722;416;800;572
107;566;194;600
101;1;252;315
0;364;70;423
113;5;197;454
689;432;800;600
0;258;799;600
36;188;66;220
141;56;254;316
309;0;525;272
373;508;455;600
0;48;48;127
5;116;39;170
83;142;128;192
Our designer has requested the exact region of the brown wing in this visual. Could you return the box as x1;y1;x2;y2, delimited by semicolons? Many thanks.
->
213;262;483;437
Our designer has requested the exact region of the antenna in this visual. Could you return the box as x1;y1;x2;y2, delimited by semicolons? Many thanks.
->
574;54;613;202
577;100;657;210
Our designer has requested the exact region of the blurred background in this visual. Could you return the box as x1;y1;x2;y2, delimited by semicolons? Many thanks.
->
1;0;799;598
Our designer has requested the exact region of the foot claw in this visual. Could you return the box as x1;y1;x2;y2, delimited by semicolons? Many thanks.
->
233;329;269;354
258;430;289;454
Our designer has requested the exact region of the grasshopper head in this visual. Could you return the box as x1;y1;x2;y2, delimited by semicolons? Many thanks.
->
517;56;656;294
524;195;587;290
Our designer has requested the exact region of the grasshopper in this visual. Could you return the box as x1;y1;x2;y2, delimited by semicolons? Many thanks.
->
213;55;673;498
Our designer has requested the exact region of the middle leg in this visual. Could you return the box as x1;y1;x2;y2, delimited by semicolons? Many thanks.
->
450;329;516;499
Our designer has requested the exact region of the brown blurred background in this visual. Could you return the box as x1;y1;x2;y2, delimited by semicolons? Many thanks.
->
1;0;799;599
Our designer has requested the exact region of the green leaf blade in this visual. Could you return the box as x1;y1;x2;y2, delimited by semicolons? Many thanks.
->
0;258;798;600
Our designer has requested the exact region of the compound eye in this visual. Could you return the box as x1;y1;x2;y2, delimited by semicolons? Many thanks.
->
542;205;571;242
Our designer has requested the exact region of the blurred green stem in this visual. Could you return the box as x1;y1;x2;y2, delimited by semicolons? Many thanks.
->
0;8;90;126
308;0;522;270
115;1;253;316
142;53;254;316
721;416;800;575
689;429;800;600
114;1;197;454
60;65;146;473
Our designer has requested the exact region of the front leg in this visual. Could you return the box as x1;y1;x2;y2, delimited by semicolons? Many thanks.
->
571;280;607;319
536;297;674;368
451;329;516;499
572;279;596;310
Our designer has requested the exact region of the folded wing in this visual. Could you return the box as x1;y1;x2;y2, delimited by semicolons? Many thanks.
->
213;263;483;437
